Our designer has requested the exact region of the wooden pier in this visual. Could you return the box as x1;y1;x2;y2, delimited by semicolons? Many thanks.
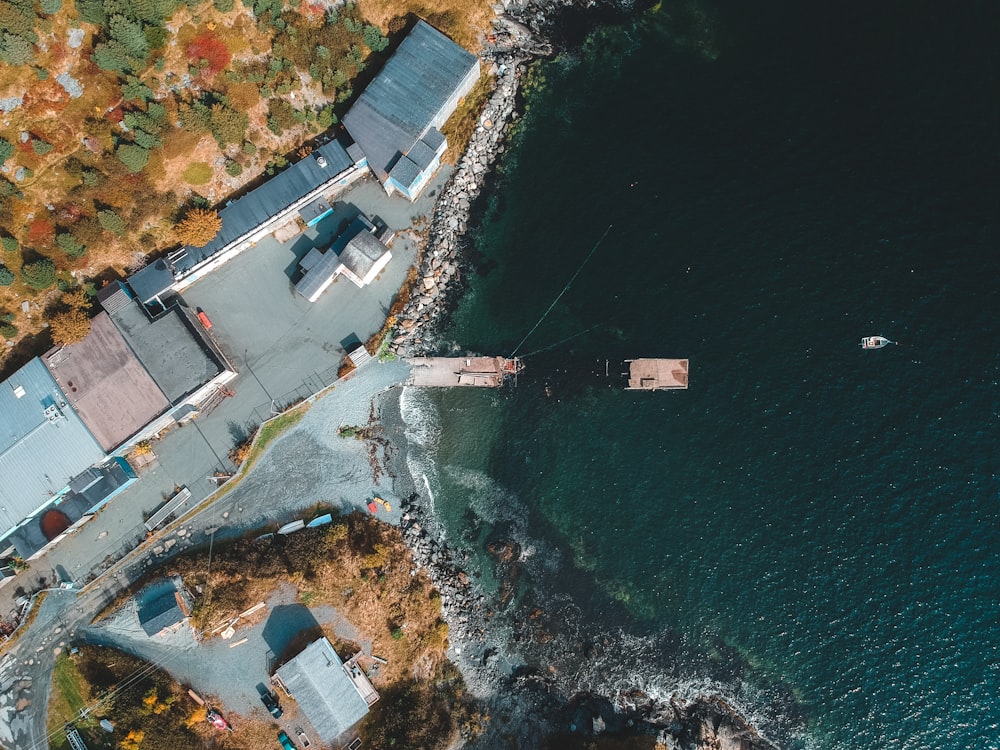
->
625;358;689;390
406;357;523;388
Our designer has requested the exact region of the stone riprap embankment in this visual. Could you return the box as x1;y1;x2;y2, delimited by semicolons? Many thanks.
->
392;50;527;356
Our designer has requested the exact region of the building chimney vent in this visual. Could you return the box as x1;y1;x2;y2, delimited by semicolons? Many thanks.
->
316;155;328;168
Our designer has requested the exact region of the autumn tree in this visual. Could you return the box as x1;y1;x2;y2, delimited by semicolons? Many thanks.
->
175;207;221;247
50;308;91;345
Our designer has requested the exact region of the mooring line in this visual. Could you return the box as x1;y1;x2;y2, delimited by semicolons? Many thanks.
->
509;223;613;358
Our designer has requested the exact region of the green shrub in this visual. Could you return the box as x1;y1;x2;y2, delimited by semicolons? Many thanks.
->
363;25;387;53
97;209;126;236
81;170;99;187
132;129;161;149
182;162;213;185
117;144;150;173
21;258;56;290
1;312;14;322
213;0;234;11
225;160;242;177
317;105;336;129
1;236;17;253
0;265;14;286
56;232;86;258
209;104;248;146
241;141;256;156
32;140;54;155
0;322;17;338
40;0;62;12
35;66;49;80
0;138;12;164
0;33;34;66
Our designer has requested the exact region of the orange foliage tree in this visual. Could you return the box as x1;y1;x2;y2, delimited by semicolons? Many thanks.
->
187;33;231;76
175;208;222;247
50;308;91;346
26;218;55;247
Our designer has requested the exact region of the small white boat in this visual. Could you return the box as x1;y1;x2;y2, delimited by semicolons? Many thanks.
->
861;335;896;350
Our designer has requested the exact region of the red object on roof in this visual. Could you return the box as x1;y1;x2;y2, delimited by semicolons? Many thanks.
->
197;311;213;329
367;501;378;514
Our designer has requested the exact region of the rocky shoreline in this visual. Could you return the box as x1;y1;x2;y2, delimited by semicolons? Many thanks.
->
393;481;782;750
392;0;641;355
384;2;788;748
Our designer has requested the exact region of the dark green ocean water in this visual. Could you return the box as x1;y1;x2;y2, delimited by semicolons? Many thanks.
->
401;3;998;748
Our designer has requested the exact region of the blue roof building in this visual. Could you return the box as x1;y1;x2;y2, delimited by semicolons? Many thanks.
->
0;359;106;548
343;21;480;200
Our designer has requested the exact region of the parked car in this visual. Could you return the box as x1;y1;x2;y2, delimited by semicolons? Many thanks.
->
261;690;283;719
277;730;297;750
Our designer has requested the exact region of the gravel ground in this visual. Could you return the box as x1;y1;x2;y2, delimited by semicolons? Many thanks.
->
80;582;365;721
209;358;412;538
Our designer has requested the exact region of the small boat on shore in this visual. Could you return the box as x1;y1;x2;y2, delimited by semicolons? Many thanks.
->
861;336;896;349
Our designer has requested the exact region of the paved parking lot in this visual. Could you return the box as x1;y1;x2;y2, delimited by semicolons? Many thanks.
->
0;170;448;612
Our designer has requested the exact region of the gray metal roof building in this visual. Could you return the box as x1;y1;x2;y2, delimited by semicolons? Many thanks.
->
274;638;374;743
0;358;105;544
170;140;360;275
42;312;171;451
137;578;191;636
8;457;137;559
339;225;392;286
343;20;479;199
295;215;391;301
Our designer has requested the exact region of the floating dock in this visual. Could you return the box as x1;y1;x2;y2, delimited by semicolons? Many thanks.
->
406;357;523;388
625;358;689;390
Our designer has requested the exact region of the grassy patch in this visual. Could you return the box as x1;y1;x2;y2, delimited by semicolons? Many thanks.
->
47;652;91;749
441;72;497;164
244;406;308;471
182;162;213;185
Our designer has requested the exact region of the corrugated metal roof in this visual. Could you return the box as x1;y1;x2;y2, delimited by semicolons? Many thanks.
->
408;138;438;172
0;359;105;540
343;21;478;180
172;140;357;274
295;216;387;300
275;639;370;743
43;313;170;452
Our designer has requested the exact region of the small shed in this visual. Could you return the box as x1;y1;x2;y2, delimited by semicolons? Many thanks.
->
299;197;334;227
274;638;377;744
137;579;192;637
